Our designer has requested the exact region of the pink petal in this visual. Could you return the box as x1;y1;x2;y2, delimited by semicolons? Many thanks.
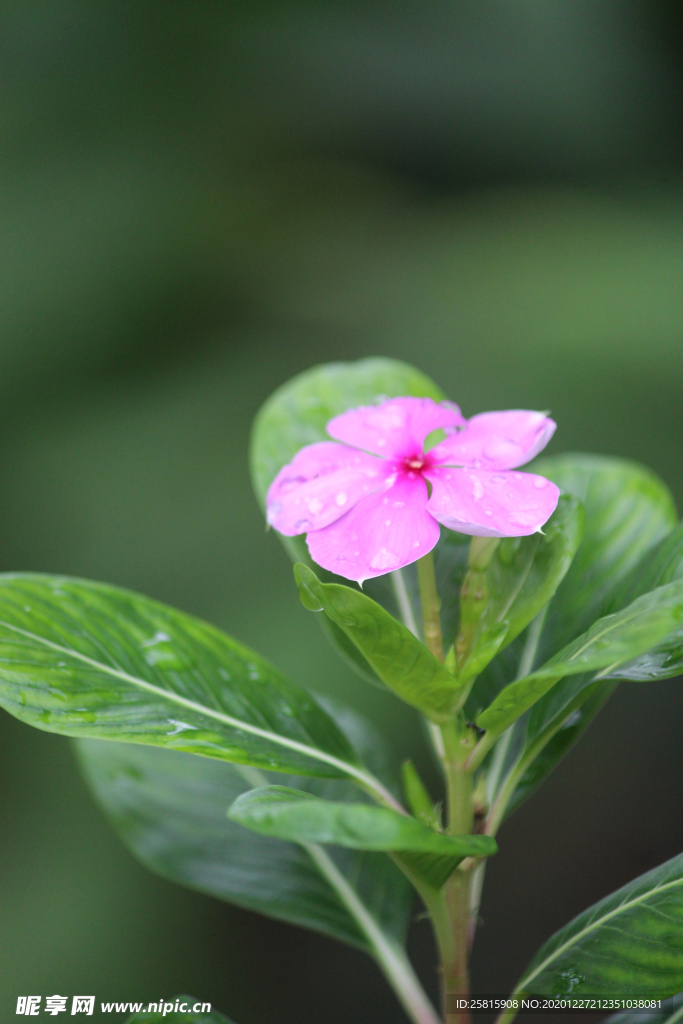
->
266;442;391;536
430;410;556;471
306;472;440;583
326;396;464;460
424;466;560;538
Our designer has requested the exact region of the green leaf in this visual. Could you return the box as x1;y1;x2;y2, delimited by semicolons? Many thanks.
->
0;573;371;781
600;522;683;683
401;759;440;829
456;495;584;683
294;563;462;720
477;455;678;820
249;357;445;684
515;851;683;997
533;454;677;661
75;738;413;953
228;785;496;889
477;579;683;735
126;997;234;1022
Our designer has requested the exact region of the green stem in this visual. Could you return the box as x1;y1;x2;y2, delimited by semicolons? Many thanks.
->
439;720;474;1024
418;551;443;662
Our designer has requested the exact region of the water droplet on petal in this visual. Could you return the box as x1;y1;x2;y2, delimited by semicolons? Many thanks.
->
335;491;348;506
370;548;400;570
308;498;323;514
294;518;313;531
472;478;485;501
393;501;404;508
413;540;420;548
534;477;548;489
385;519;392;526
491;474;506;483
484;510;493;516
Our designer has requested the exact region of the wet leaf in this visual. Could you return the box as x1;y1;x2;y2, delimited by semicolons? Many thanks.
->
0;573;367;780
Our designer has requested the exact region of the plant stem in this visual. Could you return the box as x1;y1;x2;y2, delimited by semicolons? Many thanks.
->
440;720;474;1024
417;551;443;662
417;552;477;1024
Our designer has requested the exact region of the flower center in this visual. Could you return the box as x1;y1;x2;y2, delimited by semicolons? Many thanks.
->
404;456;425;471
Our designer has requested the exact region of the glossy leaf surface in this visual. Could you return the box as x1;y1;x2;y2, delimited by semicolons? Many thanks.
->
533;454;677;661
516;852;683;997
0;574;364;779
478;579;683;735
458;495;583;682
295;563;461;720
229;785;496;859
472;455;678;818
76;739;413;952
126;998;234;1023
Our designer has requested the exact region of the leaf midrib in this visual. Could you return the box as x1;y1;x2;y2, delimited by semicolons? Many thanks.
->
518;872;683;992
0;618;376;789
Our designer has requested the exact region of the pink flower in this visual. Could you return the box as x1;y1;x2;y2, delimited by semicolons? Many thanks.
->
266;397;559;584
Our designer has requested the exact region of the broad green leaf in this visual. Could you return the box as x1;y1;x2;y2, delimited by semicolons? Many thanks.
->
600;522;683;683
126;997;234;1022
0;573;369;781
228;785;496;889
514;851;683;997
250;357;448;684
75;739;413;953
477;579;683;735
533;454;677;661
456;496;584;682
478;456;678;818
295;563;461;720
604;991;683;1024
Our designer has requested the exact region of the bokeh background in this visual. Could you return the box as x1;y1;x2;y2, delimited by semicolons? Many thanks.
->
2;2;683;1021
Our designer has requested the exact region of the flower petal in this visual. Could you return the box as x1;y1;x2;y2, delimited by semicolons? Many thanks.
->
430;411;556;471
306;472;440;583
424;466;560;538
266;442;390;536
326;396;464;459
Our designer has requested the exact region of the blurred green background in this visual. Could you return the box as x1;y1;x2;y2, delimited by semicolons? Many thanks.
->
2;2;683;1020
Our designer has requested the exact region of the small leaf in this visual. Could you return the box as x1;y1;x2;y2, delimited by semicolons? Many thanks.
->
401;759;440;828
515;851;683;997
76;739;413;953
477;580;683;735
228;785;496;888
126;997;234;1022
457;495;584;682
0;574;367;780
294;563;462;720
